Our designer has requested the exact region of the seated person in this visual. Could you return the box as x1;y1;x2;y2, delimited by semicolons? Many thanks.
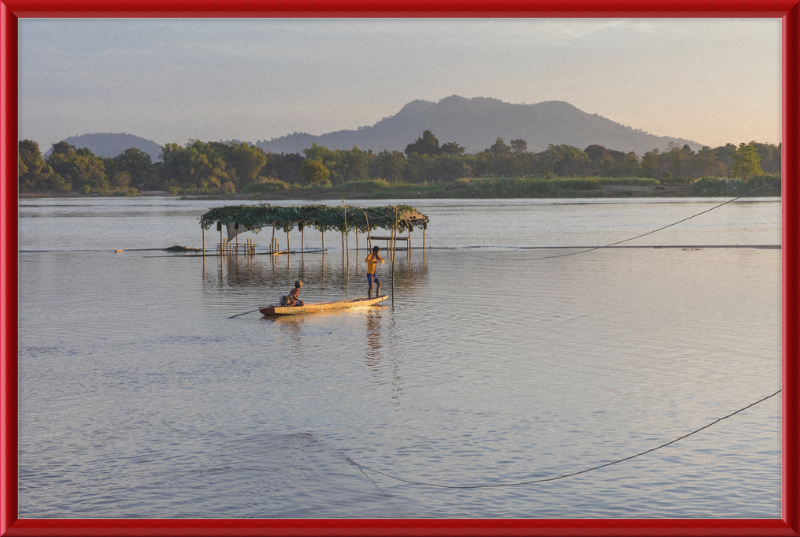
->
287;280;304;306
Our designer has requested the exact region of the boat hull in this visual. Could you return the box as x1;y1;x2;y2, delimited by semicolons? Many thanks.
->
260;295;388;316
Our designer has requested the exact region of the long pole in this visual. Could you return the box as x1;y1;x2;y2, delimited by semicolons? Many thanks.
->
364;210;371;251
344;207;349;298
393;212;398;265
202;224;205;257
341;201;345;267
392;207;397;306
272;224;275;254
423;227;426;265
229;308;261;319
406;221;410;263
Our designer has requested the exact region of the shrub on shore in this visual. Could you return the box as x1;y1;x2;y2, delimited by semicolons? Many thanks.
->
112;187;138;196
336;179;392;190
241;179;293;194
689;175;781;197
596;178;658;186
444;177;602;198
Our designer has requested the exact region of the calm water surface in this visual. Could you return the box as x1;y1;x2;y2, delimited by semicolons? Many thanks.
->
18;197;782;518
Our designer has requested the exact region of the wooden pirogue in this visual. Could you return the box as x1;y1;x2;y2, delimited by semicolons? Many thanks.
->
260;295;388;316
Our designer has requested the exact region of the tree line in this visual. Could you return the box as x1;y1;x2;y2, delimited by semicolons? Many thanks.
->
18;130;781;194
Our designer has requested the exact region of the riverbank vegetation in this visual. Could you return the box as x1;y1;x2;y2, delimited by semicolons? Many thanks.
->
18;131;781;198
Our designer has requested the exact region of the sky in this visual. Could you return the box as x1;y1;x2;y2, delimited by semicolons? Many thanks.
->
18;18;782;152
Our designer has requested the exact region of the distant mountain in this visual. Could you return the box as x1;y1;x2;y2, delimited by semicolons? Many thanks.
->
256;95;702;156
46;132;163;162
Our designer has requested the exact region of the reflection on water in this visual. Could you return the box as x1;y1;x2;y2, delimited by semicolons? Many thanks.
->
365;309;383;370
17;197;781;519
200;247;428;309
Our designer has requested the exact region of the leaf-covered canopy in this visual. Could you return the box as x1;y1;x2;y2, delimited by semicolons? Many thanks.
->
200;204;429;234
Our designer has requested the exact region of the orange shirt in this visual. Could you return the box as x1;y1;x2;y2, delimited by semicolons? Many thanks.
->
365;253;384;274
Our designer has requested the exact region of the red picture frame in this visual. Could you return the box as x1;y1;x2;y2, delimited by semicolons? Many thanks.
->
1;2;798;535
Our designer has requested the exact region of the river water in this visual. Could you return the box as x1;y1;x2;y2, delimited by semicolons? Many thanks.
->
18;197;782;519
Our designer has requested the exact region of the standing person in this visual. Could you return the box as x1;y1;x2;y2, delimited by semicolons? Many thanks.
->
287;280;304;306
365;246;384;299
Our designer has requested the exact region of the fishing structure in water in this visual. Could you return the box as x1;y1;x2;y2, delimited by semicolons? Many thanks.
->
199;203;428;259
201;204;430;308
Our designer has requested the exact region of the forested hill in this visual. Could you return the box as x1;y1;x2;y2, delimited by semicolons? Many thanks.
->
256;96;702;155
45;132;163;161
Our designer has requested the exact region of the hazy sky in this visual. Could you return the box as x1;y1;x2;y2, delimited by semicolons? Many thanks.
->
19;18;782;152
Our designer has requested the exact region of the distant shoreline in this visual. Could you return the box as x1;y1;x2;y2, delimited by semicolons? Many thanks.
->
19;182;781;201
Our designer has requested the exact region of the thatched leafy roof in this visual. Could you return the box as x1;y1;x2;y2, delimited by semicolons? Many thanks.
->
200;204;429;233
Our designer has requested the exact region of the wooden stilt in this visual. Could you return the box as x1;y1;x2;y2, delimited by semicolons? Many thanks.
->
202;224;205;257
